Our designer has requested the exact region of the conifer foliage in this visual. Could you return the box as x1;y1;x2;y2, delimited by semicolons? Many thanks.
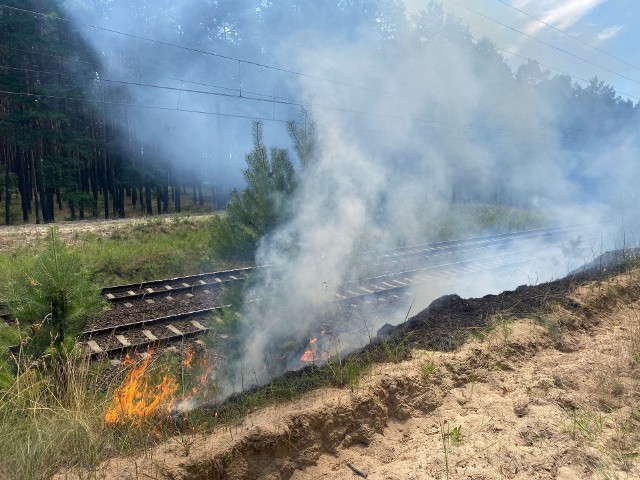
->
4;229;105;356
209;121;297;262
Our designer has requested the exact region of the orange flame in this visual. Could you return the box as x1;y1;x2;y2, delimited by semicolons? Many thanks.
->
105;349;217;425
105;354;178;425
183;349;194;369
300;337;318;363
181;352;214;404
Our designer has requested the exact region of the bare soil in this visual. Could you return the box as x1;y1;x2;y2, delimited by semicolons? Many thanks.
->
0;214;213;252
56;268;640;480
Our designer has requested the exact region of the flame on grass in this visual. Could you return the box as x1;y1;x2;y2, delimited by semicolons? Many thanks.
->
300;327;332;364
105;353;178;425
105;349;216;424
179;350;215;409
300;337;319;363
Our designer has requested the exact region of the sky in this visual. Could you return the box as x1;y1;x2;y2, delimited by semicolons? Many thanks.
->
402;0;640;101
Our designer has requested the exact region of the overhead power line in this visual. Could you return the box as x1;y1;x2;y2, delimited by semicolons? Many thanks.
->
495;0;640;73
1;2;636;143
0;88;292;123
0;44;239;95
2;61;619;141
1;87;628;149
373;0;639;101
0;4;446;105
444;0;640;87
0;4;346;87
3;2;639;105
0;64;307;108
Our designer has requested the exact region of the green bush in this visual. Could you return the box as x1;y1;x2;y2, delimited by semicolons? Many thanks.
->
209;120;297;263
3;229;105;357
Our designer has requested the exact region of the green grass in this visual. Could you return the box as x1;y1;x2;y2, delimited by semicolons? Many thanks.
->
0;349;199;480
0;216;252;287
76;217;218;285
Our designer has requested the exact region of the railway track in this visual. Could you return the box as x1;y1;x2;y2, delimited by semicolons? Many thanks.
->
83;225;600;357
101;266;261;302
98;223;601;304
82;308;220;358
0;224;600;358
358;223;592;260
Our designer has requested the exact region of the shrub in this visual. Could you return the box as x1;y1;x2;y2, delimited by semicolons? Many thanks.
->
3;229;105;357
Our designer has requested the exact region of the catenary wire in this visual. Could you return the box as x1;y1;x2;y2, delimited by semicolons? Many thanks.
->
1;87;633;149
494;0;640;73
0;64;307;108
443;0;640;87
373;0;640;101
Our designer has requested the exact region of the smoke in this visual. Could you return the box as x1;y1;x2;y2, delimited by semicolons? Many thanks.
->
229;3;638;391
60;0;301;191
58;1;638;393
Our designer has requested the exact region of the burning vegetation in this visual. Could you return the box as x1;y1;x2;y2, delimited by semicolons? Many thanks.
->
104;349;214;425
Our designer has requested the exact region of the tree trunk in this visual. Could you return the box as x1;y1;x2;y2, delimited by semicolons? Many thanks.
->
174;183;181;213
31;152;41;224
145;185;152;215
4;154;10;225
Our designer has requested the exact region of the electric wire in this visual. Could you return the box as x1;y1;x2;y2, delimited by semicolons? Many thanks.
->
494;0;640;73
443;0;640;87
373;0;640;101
1;86;632;150
0;2;396;98
1;3;636;145
1;58;619;141
0;64;307;108
2;2;639;105
7;2;637;106
0;88;291;123
0;43;296;100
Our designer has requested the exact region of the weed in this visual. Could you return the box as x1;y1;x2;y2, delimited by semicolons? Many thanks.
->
562;408;604;442
612;379;625;397
468;371;478;396
439;420;451;480
421;358;436;379
439;420;463;480
448;425;463;443
553;374;575;389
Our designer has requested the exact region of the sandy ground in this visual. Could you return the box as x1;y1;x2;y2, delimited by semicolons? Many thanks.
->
0;214;214;252
56;271;640;480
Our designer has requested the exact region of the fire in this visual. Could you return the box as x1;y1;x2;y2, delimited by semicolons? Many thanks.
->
105;353;178;425
182;352;215;402
300;337;318;363
105;349;215;425
183;349;194;369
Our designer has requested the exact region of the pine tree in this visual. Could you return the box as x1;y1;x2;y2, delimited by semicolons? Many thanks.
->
209;120;297;262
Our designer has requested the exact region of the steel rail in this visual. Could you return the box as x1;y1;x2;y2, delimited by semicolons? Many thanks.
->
358;222;604;258
82;308;221;338
102;266;260;302
353;226;595;272
82;308;220;357
98;223;600;303
78;224;603;357
87;326;211;358
82;240;594;357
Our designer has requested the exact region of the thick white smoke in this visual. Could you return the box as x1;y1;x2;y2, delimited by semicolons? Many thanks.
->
231;3;637;391
58;1;638;394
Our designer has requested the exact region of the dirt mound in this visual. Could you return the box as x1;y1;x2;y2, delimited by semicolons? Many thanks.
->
57;268;640;479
